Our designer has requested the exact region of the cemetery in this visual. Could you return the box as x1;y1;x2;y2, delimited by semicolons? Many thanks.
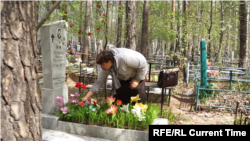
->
1;1;250;141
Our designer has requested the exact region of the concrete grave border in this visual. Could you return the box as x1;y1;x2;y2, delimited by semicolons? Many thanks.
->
42;114;168;141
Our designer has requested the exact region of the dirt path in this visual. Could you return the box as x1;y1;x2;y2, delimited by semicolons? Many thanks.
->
168;84;235;125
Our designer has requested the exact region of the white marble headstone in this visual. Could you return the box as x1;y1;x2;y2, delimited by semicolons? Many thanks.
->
41;20;68;114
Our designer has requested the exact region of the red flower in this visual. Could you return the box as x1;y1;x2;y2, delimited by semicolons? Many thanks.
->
65;71;68;73
104;21;107;24
96;27;99;30
98;29;101;32
65;11;68;14
78;30;82;34
81;85;87;89
57;6;60;9
97;5;101;8
79;101;85;106
75;82;83;88
88;32;91;36
117;100;122;106
103;13;106;16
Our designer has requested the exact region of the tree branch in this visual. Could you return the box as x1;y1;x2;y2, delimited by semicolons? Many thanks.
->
36;1;61;31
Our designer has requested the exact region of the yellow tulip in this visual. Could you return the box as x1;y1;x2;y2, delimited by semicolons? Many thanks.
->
130;94;141;103
134;103;148;111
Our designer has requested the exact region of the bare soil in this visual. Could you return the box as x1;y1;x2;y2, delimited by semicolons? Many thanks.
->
168;83;235;125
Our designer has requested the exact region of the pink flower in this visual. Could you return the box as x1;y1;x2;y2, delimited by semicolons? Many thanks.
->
55;96;63;107
70;92;80;104
71;98;79;104
76;55;81;59
106;105;118;114
87;99;92;105
70;92;80;98
60;106;68;114
105;96;116;105
55;102;63;107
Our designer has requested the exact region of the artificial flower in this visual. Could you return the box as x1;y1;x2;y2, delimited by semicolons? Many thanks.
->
79;101;84;106
91;99;97;105
70;92;80;98
55;96;63;107
87;99;92;105
96;104;100;108
60;106;68;114
131;107;145;121
55;102;63;107
76;55;81;59
130;94;141;103
81;85;87;89
117;100;122;106
97;4;101;8
105;96;116;105
134;103;148;111
71;98;79;104
120;103;130;113
106;105;118;114
75;82;83;88
55;95;63;102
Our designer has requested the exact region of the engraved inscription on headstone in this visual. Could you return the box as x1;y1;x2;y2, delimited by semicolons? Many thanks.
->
57;29;61;39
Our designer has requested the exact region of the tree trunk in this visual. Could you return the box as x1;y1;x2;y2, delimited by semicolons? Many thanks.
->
174;1;181;60
207;1;213;60
79;2;83;44
104;1;110;50
116;1;123;48
170;0;176;53
36;1;61;31
215;1;224;62
182;1;188;58
238;0;248;67
125;1;136;50
1;1;42;141
45;0;51;14
141;0;149;57
82;0;91;62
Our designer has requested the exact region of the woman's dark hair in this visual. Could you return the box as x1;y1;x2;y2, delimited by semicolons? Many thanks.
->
96;50;114;64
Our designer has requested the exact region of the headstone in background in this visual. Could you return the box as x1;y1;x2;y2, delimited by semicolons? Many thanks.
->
41;20;68;114
232;51;234;61
77;45;80;52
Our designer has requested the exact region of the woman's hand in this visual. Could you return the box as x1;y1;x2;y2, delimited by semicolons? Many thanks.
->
130;79;140;89
81;97;88;102
81;91;95;102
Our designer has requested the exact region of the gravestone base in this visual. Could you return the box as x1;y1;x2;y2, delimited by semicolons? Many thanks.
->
42;85;68;114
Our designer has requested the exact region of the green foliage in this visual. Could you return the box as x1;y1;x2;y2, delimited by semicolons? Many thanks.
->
233;82;250;92
163;108;181;125
66;54;76;60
